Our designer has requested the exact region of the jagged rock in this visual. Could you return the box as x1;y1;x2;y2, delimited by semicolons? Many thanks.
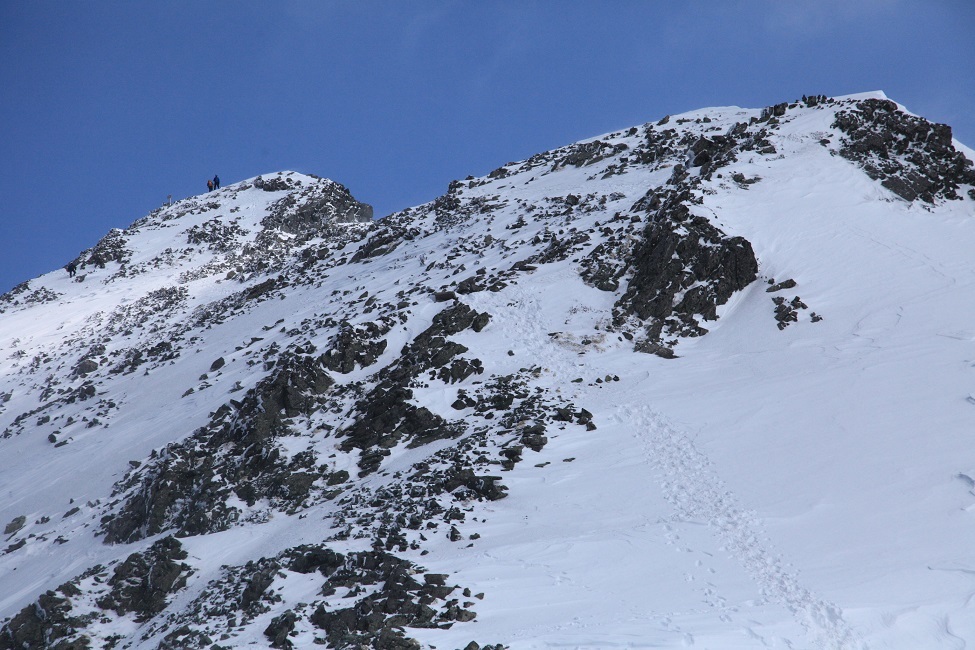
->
254;175;292;191
0;588;90;650
245;277;278;301
3;516;25;535
434;290;458;302
327;469;350;486
339;303;491;473
616;189;758;349
351;226;415;262
322;321;390;374
438;468;508;501
772;295;808;329
103;353;336;542
304;550;472;649
71;359;98;378
834;98;975;203
95;536;192;621
239;561;279;611
554;140;628;169
767;279;797;292
264;610;298;649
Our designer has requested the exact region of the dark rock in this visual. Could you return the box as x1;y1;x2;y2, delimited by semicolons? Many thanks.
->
71;359;99;377
520;428;548;452
834;98;975;203
239;562;279;611
3;515;25;535
439;468;508;501
321;321;390;374
306;549;472;649
766;279;797;292
339;303;490;472
95;536;192;622
103;353;336;543
245;278;278;301
434;291;458;302
254;175;291;192
616;188;758;351
264;611;297;649
350;226;415;262
555;140;628;168
0;588;89;650
327;469;350;486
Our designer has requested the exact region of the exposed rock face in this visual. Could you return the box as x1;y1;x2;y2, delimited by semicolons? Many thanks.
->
0;589;89;650
614;188;758;349
103;353;337;543
261;175;373;237
95;536;193;621
554;139;629;168
321;320;391;373
833;98;975;202
339;303;490;474
1;537;190;650
305;550;476;649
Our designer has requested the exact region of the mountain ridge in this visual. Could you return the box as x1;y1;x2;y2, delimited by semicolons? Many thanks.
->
2;93;975;649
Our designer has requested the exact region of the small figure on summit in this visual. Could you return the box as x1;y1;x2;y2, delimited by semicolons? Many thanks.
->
207;178;214;192
213;174;220;190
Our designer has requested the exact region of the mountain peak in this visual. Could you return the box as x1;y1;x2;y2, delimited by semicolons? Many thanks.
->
1;94;975;649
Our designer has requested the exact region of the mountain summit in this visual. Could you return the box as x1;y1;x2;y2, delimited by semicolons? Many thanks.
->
2;93;975;650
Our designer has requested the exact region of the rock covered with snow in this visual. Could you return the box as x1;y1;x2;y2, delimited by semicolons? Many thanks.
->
1;96;975;649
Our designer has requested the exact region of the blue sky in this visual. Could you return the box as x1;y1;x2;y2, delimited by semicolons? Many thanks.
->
2;1;973;293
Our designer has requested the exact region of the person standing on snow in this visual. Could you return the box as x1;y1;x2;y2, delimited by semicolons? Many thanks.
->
213;174;220;189
207;178;214;192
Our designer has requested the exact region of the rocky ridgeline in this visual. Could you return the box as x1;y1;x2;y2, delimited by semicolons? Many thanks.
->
833;98;975;203
2;99;974;649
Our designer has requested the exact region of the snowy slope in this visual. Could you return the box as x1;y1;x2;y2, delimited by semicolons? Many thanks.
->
2;92;975;650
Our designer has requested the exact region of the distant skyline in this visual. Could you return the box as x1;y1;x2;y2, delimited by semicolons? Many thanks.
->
2;1;973;293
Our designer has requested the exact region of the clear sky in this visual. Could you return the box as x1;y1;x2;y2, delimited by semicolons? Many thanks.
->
2;1;973;294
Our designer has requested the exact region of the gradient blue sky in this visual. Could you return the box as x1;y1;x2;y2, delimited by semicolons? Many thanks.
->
2;1;973;293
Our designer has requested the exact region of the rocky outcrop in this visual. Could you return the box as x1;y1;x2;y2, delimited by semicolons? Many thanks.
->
102;353;337;543
0;538;190;649
306;550;476;649
322;320;391;373
834;98;975;203
261;175;373;236
614;189;758;351
95;537;192;621
0;588;90;650
339;303;490;474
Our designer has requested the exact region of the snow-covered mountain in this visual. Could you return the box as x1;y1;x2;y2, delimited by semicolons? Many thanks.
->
2;92;975;650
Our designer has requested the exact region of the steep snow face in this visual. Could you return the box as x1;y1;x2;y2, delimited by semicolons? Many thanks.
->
2;96;975;650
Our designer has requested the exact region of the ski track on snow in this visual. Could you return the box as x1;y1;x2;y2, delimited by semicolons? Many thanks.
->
619;405;865;650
